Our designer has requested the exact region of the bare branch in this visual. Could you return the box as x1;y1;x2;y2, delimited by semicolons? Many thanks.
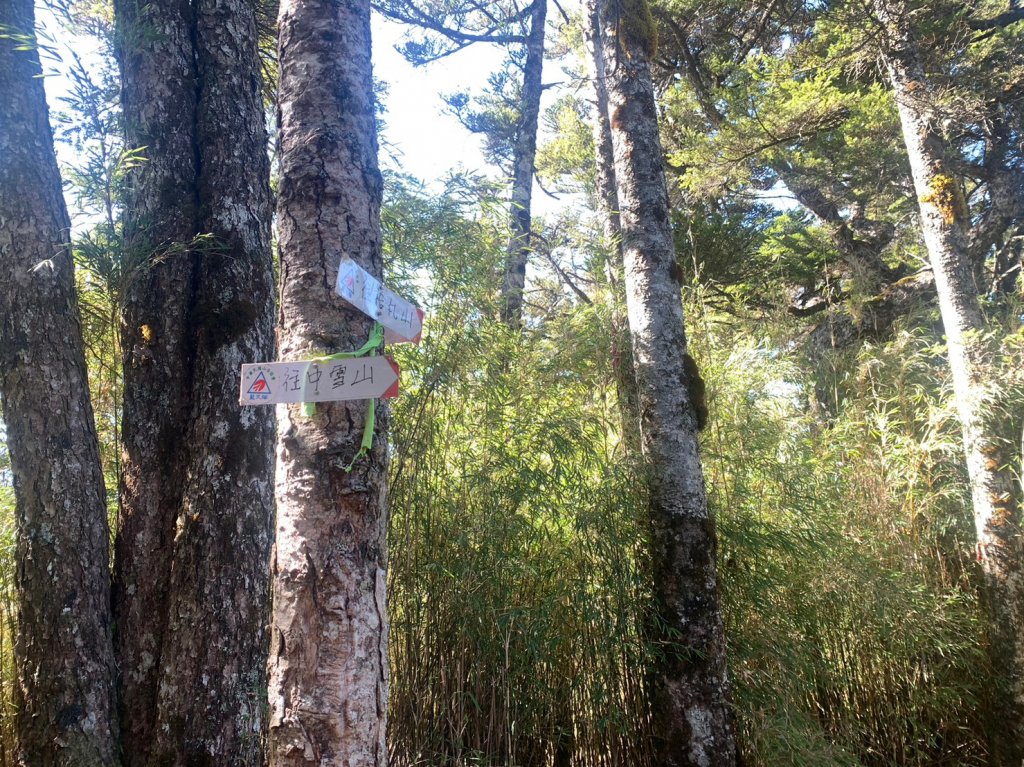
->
373;0;530;50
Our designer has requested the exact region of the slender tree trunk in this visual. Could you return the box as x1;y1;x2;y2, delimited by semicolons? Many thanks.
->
584;0;640;451
113;0;275;763
596;4;738;766
0;1;120;763
268;0;390;764
499;0;546;328
872;2;1024;762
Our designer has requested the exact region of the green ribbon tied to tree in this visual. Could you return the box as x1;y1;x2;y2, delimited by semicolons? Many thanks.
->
303;321;384;471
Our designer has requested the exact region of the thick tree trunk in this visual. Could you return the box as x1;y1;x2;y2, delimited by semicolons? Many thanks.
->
499;0;546;328
113;0;275;763
596;4;738;766
584;0;640;451
872;2;1024;762
268;0;390;764
113;2;200;760
0;1;121;763
807;270;936;355
147;0;276;763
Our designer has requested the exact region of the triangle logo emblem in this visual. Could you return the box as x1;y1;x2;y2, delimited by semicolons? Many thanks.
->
248;370;271;395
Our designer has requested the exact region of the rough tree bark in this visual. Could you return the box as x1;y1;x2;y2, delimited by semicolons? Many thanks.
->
499;0;546;328
596;2;739;765
147;0;276;762
872;1;1024;762
112;0;275;763
993;225;1021;296
113;2;200;759
0;1;121;763
267;0;390;764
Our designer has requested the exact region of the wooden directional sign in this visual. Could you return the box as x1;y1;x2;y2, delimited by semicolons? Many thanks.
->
335;257;425;344
239;356;400;406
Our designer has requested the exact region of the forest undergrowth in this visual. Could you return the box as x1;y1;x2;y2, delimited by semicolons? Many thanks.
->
375;182;1021;766
3;0;1024;764
0;179;1021;765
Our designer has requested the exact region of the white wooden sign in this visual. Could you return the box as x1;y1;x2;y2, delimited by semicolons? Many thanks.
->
335;257;425;344
239;356;400;405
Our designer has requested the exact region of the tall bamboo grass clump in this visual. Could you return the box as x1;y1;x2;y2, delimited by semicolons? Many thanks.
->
379;177;1008;766
385;280;995;767
387;305;653;766
698;305;996;766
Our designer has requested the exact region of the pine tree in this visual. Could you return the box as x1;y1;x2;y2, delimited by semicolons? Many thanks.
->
267;0;390;763
111;0;275;761
376;0;547;328
870;0;1024;760
584;0;639;450
591;0;739;763
0;1;121;762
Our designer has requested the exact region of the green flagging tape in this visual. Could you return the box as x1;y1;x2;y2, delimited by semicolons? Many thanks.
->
307;322;384;369
340;397;376;472
301;323;384;472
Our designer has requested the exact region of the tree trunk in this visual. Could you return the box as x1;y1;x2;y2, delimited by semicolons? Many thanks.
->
993;225;1021;297
0;1;121;763
147;0;276;762
499;0;546;328
596;3;739;765
780;173;898;286
113;1;200;759
872;1;1024;762
268;0;390;764
113;0;275;763
584;0;640;452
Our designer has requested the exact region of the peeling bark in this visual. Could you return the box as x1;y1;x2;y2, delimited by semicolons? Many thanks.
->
595;2;739;764
499;0;546;328
872;1;1024;762
268;0;390;764
0;1;121;763
113;0;275;763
